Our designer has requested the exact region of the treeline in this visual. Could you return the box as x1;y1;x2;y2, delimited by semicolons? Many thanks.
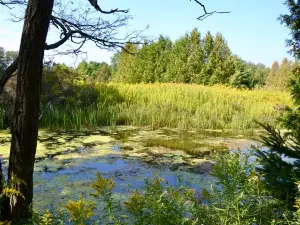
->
0;29;297;91
112;29;296;90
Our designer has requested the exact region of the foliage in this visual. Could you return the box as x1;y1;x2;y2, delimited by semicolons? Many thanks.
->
111;30;273;88
124;173;197;225
75;61;112;83
194;151;277;225
279;0;300;59
64;195;96;225
266;59;295;91
0;170;25;222
255;0;300;212
255;66;300;210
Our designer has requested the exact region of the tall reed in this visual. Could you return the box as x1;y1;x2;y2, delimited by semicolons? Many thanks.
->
0;83;292;131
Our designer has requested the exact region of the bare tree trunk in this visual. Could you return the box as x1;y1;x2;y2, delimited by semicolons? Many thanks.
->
5;0;54;221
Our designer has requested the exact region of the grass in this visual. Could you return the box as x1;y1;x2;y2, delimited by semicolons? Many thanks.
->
0;83;293;131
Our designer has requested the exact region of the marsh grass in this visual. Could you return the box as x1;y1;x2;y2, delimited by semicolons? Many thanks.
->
0;83;292;131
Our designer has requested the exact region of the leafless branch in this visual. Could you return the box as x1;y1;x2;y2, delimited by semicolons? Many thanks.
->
191;0;230;21
87;0;129;14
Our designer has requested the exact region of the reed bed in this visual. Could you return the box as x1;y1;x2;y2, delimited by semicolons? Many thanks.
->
0;83;292;131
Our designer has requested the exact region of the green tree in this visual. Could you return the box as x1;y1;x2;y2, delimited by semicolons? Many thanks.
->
279;0;300;59
196;31;214;84
209;33;234;84
247;62;270;87
187;28;204;83
275;58;293;91
154;36;172;82
110;52;120;74
255;0;300;211
95;62;112;82
266;61;280;89
230;56;254;89
165;34;190;83
113;43;140;83
139;41;157;83
0;47;6;70
76;61;88;76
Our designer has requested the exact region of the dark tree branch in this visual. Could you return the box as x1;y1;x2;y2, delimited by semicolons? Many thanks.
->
191;0;230;21
0;0;25;5
45;31;77;50
0;57;18;95
87;0;129;14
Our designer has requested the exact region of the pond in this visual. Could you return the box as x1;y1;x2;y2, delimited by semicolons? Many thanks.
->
0;126;261;213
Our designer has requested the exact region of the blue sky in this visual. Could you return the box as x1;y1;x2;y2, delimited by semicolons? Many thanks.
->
0;0;294;67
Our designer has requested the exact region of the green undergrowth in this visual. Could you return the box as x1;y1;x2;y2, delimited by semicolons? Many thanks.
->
3;151;298;225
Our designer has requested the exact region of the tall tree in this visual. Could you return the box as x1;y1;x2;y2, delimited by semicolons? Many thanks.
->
113;43;140;83
230;56;254;89
196;31;214;84
280;0;300;59
187;28;204;83
275;58;293;91
255;0;300;211
247;62;270;87
209;33;234;84
6;0;54;220
154;36;172;82
266;61;280;89
165;33;190;83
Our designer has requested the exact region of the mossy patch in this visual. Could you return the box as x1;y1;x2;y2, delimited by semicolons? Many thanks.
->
144;138;226;157
0;145;10;159
82;135;115;145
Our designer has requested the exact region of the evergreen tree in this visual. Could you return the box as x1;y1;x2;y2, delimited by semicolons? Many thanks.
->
275;58;293;91
266;61;280;89
209;33;234;84
187;28;204;83
154;36;172;82
255;0;300;210
165;34;190;83
113;43;139;83
0;47;4;69
141;41;157;83
196;31;214;84
230;56;254;89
